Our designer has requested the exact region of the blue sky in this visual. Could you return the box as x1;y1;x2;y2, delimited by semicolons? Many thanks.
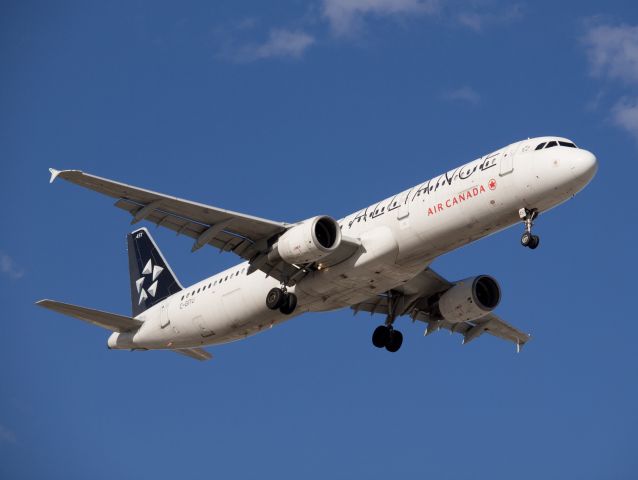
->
2;1;638;478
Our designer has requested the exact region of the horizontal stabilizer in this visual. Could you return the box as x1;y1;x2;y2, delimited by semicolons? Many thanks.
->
36;299;142;332
172;348;213;361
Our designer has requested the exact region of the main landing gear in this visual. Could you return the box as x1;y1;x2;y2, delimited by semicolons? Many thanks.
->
266;287;298;315
519;208;540;250
372;325;403;352
371;291;403;352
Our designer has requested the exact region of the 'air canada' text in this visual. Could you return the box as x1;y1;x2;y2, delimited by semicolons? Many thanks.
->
426;183;492;216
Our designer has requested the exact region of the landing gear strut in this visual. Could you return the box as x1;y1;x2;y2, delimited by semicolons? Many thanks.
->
266;287;298;315
519;208;540;250
371;290;403;352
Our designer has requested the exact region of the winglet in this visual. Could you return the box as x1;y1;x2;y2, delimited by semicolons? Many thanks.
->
517;334;532;353
48;168;61;184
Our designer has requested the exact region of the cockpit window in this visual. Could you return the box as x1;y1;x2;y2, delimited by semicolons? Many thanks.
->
535;142;546;150
558;141;577;148
545;141;558;148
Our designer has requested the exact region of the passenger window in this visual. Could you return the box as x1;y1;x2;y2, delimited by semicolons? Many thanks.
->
558;141;576;148
535;142;546;150
186;293;190;298
208;283;211;288
197;288;201;293
225;276;228;281
545;141;558;148
181;295;184;301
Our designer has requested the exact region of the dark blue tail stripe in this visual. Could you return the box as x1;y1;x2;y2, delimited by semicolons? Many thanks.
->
127;228;182;317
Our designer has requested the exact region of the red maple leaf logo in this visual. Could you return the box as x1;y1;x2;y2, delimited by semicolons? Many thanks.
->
488;179;497;190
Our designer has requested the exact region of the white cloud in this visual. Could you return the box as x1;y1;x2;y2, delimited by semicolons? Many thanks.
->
0;252;24;279
322;0;440;36
457;4;523;32
612;98;638;139
582;22;638;140
228;28;315;62
583;23;638;83
443;86;481;105
0;424;16;444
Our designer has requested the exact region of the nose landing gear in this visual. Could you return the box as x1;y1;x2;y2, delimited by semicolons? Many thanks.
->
266;287;298;315
519;208;540;249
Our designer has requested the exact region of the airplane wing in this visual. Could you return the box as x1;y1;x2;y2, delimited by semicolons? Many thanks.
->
172;348;213;361
36;299;142;332
351;268;531;351
49;169;359;284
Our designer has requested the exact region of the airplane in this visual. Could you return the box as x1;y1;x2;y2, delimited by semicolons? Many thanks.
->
36;136;597;361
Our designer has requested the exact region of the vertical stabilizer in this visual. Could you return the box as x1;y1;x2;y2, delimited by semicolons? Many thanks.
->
128;228;182;316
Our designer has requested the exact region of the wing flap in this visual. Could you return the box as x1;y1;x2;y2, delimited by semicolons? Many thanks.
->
36;299;142;332
114;198;260;258
472;313;531;350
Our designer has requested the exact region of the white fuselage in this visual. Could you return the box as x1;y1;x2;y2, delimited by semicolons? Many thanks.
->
108;137;597;351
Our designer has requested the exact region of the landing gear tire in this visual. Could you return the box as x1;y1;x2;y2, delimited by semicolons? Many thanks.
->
521;232;540;249
372;325;403;352
266;288;285;310
279;293;298;315
528;235;540;250
385;329;403;353
372;325;390;348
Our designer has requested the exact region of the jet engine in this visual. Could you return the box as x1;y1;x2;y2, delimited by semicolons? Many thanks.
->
435;275;501;323
270;215;342;265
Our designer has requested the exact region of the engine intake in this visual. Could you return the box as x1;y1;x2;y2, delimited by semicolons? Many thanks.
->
436;275;501;323
271;216;341;265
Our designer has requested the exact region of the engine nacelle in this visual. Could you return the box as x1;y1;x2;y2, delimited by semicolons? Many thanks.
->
436;275;501;323
272;216;341;265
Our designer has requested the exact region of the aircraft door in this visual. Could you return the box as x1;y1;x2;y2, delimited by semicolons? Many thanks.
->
193;315;215;338
222;288;250;329
499;144;519;177
394;189;412;220
160;303;170;328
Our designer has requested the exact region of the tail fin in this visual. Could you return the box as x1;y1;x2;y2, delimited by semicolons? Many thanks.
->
128;228;183;316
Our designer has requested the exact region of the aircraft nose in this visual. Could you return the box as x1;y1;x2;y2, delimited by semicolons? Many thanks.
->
571;149;598;188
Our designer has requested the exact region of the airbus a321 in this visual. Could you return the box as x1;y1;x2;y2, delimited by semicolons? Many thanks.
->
37;137;597;360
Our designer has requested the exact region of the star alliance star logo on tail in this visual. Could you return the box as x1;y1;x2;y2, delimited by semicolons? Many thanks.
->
136;259;163;305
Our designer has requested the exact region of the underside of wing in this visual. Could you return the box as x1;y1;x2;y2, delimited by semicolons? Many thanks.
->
50;169;361;286
172;347;213;361
352;268;531;351
415;311;531;352
50;168;286;256
36;299;142;332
